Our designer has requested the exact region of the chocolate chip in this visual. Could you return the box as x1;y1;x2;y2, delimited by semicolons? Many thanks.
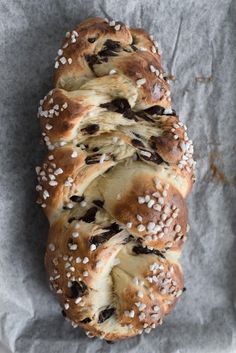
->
81;124;100;135
90;235;104;247
88;37;97;43
93;199;104;208
98;307;115;323
70;281;88;298
92;147;99;152
80;317;91;324
85;55;101;70
61;310;66;317
135;111;155;122
143;105;165;115
131;44;138;51
68;217;76;223
99;49;119;57
133;245;166;259
123;109;137;120
85;157;99;164
85;154;101;164
90;222;121;247
151;152;166;165
140;150;164;164
103;39;120;50
100;57;108;63
105;222;120;234
85;55;99;64
133;132;142;139
100;98;130;114
114;99;131;113
70;195;84;203
144;105;176;116
86;40;121;69
131;139;145;148
105;340;115;344
79;207;98;223
149;136;157;150
100;99;137;120
123;234;134;244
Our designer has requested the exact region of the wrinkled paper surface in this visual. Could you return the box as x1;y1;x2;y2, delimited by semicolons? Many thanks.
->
0;0;235;352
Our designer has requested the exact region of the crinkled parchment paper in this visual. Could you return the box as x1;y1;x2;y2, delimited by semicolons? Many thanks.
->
0;0;235;352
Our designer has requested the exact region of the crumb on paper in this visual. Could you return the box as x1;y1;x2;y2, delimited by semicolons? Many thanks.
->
166;74;176;81
195;76;213;83
207;152;235;184
210;163;226;183
206;151;236;185
208;152;227;184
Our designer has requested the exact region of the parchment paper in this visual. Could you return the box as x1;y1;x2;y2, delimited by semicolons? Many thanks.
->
0;0;235;352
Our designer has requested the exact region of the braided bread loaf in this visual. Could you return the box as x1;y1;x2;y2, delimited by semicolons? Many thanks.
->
36;17;196;341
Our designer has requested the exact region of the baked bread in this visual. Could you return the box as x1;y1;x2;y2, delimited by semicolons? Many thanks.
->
36;17;196;341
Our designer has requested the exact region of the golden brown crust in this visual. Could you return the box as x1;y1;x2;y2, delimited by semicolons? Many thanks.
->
36;17;195;341
107;174;188;252
39;89;94;144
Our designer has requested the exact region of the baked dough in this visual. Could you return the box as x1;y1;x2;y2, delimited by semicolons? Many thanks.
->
36;17;196;341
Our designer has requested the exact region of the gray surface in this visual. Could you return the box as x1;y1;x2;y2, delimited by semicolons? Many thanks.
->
0;0;236;352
